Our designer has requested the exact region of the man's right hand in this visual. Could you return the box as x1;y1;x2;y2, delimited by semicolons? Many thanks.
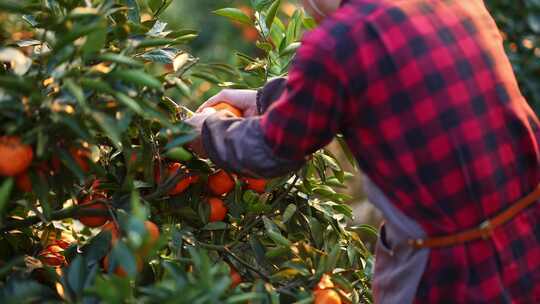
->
197;89;258;117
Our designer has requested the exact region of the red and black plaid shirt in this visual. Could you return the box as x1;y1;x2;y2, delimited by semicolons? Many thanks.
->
260;0;540;302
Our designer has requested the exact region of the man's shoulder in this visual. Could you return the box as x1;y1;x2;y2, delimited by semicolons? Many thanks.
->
301;0;392;52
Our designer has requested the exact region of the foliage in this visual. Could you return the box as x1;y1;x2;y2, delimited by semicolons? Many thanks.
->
0;0;373;303
486;0;540;112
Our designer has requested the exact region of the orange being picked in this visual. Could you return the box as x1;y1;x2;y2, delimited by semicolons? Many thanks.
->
103;254;143;277
230;266;242;288
314;289;342;304
76;193;110;228
243;177;267;193
0;136;33;176
208;170;235;196
208;197;227;222
211;102;243;117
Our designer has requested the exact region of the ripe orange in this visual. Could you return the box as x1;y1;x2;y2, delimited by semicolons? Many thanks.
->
314;274;335;291
38;245;66;267
102;222;120;244
211;102;243;117
242;27;259;42
15;171;32;192
103;254;143;277
70;147;90;173
243;177;267;193
0;136;33;176
53;239;71;250
208;170;235;196
76;193;109;228
155;162;198;196
141;220;160;255
230;267;242;288
313;289;342;304
208;197;227;222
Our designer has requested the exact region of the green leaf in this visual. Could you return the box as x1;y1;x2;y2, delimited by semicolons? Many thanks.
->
83;26;107;56
282;204;297;223
280;42;301;57
109;69;162;89
124;0;140;23
202;222;229;230
164;147;193;161
0;1;29;13
66;256;86;298
0;178;14;219
226;292;265;303
529;13;540;33
92;111;122;149
114;92;143;114
109;242;137;276
98;53;144;68
164;133;198;149
213;8;252;26
64;78;87;109
265;0;281;30
267;230;291;247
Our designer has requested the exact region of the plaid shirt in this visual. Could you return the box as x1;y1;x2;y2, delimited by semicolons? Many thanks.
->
258;0;540;302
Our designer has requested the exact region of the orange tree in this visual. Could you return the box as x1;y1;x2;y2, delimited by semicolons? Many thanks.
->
0;0;374;303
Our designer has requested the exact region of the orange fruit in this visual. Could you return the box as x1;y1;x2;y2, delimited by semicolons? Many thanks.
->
70;147;91;173
155;162;198;196
141;220;160;255
103;254;143;277
243;177;267;193
0;136;33;176
38;245;66;267
102;222;120;244
230;267;242;288
76;193;109;228
208;170;235;196
208;197;227;222
53;239;71;250
313;289;342;304
211;102;243;117
314;274;335;291
242;27;259;42
15;171;32;192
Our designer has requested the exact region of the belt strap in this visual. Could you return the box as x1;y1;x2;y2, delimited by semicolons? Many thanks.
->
409;184;540;249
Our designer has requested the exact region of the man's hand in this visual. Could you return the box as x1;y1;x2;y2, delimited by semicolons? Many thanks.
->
185;107;216;132
184;107;217;158
197;89;258;117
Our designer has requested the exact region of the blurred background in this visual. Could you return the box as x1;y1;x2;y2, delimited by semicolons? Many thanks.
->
158;0;540;226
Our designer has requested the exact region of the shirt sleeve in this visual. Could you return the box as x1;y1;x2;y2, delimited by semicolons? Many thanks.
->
260;37;348;161
201;31;348;177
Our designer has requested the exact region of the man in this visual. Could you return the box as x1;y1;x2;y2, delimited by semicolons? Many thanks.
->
187;0;540;302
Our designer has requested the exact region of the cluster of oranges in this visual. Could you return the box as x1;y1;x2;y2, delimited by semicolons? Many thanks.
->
0;135;92;193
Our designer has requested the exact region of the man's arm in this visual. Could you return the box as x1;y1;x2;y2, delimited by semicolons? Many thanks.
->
200;35;348;178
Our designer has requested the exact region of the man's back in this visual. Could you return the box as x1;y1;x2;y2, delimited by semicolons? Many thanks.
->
326;0;540;302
